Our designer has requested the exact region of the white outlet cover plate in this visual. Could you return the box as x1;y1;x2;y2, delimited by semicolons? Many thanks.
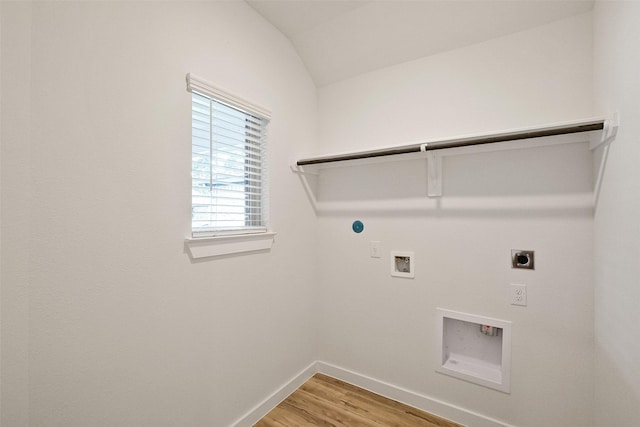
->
510;283;527;306
370;241;381;258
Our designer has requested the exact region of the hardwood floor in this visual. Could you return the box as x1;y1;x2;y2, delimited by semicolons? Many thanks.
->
254;373;464;427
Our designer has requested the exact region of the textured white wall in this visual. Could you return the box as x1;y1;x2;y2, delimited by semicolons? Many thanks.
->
316;13;595;427
1;2;32;425
7;2;640;426
1;2;317;426
593;2;640;426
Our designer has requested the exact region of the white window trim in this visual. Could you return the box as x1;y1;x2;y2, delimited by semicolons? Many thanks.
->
187;73;272;120
186;73;274;258
184;232;276;260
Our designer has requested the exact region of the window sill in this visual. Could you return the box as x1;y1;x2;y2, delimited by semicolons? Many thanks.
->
185;232;276;259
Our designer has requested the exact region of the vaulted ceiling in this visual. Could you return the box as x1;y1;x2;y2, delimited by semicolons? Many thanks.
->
246;0;595;87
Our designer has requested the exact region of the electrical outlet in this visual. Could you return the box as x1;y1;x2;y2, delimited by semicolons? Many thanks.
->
370;241;381;258
510;284;527;306
511;250;534;270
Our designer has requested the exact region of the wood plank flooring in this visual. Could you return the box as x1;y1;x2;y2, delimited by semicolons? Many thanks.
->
254;373;464;427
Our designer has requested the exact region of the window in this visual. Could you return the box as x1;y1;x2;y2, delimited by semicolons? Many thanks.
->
187;74;270;238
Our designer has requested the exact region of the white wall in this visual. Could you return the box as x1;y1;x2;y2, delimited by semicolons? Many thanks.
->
1;2;318;426
316;13;595;427
1;2;32;425
6;2;639;426
593;2;640;426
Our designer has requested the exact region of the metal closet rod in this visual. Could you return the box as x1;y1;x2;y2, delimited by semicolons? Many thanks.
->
296;120;605;166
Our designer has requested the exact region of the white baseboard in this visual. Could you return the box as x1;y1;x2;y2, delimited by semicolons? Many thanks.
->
229;361;318;427
230;360;514;427
316;361;514;427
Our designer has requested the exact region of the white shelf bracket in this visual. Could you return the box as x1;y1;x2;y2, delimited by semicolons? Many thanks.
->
591;111;619;150
290;164;319;176
290;164;319;212
591;112;619;206
423;144;442;198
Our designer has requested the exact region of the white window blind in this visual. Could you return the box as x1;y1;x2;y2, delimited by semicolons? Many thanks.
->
187;74;270;238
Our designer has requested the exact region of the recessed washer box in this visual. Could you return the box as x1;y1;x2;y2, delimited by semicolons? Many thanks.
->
436;308;512;393
391;251;414;278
